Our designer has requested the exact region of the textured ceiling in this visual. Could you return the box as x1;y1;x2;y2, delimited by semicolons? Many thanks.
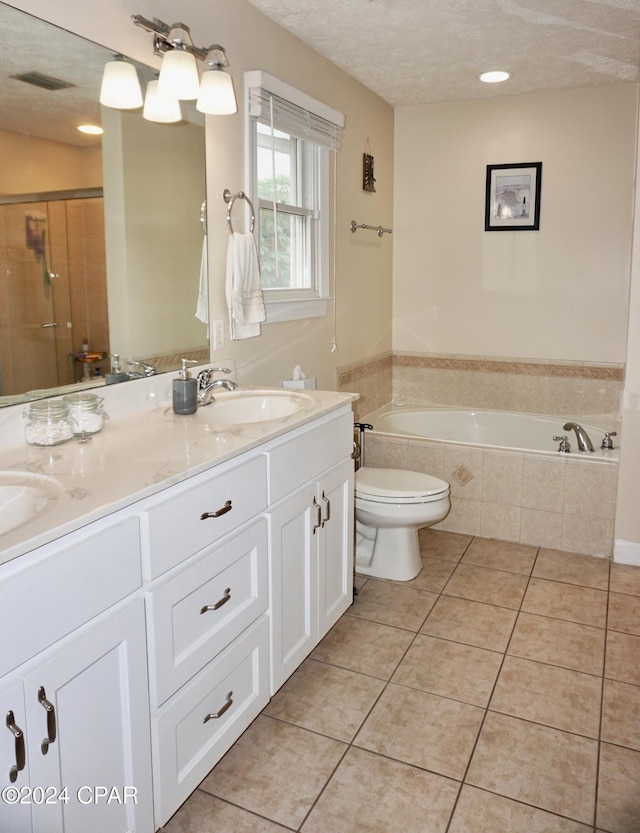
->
245;0;640;106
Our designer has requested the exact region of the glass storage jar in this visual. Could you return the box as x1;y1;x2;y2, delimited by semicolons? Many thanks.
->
62;392;108;436
24;400;75;446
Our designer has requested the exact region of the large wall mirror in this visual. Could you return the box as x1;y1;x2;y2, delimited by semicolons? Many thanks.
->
0;2;210;406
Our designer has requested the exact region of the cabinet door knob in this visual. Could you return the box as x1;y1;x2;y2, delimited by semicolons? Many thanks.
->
203;691;233;722
201;500;232;520
38;686;57;755
200;588;231;614
6;711;26;783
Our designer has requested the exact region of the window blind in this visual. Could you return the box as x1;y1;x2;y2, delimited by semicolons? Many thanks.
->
246;70;344;151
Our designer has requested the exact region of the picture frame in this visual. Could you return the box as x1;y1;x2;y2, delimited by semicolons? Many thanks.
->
363;153;376;192
485;162;542;231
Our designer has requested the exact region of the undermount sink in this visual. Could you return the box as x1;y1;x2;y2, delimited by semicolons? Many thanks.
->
194;389;315;425
0;472;64;536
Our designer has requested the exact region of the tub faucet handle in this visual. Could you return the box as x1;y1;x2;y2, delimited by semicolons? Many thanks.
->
553;435;571;453
601;431;617;450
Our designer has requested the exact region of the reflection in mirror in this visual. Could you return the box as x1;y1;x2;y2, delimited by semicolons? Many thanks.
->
0;3;210;406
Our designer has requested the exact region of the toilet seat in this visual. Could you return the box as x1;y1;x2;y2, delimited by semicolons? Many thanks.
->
355;468;449;505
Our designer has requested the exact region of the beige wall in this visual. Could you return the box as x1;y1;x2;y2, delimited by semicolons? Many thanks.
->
11;0;394;392
0;130;102;195
393;85;637;362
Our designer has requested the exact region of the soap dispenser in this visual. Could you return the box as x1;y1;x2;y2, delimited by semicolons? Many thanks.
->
173;359;198;414
105;353;129;385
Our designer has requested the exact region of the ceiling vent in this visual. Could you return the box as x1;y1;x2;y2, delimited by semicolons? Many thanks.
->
10;71;75;91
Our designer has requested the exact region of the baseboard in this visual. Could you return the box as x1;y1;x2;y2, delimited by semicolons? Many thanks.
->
613;539;640;566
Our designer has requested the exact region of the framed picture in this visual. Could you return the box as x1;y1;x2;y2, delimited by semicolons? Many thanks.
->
363;153;376;192
485;162;542;231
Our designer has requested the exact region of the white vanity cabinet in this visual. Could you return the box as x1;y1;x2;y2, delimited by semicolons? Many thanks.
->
267;410;354;693
141;463;271;828
0;394;355;833
0;516;153;833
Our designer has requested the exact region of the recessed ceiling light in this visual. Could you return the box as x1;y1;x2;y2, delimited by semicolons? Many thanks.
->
478;70;511;84
77;124;103;135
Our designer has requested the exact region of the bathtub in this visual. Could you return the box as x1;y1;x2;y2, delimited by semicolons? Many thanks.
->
359;403;619;557
367;404;618;459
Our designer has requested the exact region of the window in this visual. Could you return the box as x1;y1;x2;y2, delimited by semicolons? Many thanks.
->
245;71;344;321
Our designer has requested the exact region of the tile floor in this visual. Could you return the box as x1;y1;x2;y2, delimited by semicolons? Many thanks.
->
163;530;640;833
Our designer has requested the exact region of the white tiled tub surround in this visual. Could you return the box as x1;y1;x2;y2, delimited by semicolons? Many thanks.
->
338;352;624;558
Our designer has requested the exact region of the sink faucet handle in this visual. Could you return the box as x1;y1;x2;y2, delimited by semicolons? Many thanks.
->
552;435;571;453
601;431;617;450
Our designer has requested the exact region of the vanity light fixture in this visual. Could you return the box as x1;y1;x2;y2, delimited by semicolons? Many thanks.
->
132;14;237;114
100;54;143;109
478;70;511;84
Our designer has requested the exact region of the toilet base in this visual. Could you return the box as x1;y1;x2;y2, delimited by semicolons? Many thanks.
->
355;525;423;581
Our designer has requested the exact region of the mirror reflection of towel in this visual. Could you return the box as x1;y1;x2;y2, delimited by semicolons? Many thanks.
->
225;232;266;340
195;236;209;325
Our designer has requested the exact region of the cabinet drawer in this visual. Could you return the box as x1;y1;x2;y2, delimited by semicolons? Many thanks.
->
141;454;267;579
268;409;353;503
151;615;270;827
0;515;141;677
147;519;268;707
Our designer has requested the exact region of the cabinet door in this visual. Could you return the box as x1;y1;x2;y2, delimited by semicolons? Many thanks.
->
267;484;318;693
0;679;31;833
22;600;153;833
317;458;354;640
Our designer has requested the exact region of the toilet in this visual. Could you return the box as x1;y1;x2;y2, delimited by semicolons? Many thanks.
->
355;467;450;581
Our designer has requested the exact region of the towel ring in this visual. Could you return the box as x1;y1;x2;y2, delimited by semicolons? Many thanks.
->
222;189;255;234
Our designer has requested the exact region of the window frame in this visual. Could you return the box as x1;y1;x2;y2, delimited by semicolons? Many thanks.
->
245;71;343;322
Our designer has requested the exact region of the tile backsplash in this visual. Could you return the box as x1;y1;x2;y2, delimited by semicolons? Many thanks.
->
338;352;624;425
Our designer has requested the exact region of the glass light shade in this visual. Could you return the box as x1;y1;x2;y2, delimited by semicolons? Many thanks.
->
100;59;143;109
143;80;182;123
196;68;237;115
157;48;200;100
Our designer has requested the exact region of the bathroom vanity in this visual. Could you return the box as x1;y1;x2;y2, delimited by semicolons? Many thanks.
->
0;387;355;832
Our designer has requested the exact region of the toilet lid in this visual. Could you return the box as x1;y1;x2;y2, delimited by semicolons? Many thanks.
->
356;467;449;501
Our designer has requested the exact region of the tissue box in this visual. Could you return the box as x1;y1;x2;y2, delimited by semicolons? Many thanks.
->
283;377;316;390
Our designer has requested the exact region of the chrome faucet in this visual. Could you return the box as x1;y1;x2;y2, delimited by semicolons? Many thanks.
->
563;422;594;453
196;367;238;406
127;360;156;378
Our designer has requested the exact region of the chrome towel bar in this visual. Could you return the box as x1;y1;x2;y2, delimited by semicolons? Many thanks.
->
350;220;392;237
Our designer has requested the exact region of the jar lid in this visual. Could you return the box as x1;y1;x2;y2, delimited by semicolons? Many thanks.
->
25;399;70;417
62;392;103;409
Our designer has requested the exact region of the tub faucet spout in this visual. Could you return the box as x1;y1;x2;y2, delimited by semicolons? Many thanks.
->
563;422;594;453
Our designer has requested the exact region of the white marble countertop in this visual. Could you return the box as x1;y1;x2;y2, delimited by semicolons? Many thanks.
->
0;386;356;566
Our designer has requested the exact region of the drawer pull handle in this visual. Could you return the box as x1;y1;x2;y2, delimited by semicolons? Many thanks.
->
312;497;322;534
200;588;231;614
203;691;233;722
200;500;232;520
38;687;56;755
6;711;25;783
321;491;331;527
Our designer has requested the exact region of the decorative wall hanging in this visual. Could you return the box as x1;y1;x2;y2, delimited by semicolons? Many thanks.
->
485;162;542;231
363;152;376;192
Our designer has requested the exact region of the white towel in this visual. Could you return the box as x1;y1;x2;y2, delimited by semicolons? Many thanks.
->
225;232;266;340
195;236;209;324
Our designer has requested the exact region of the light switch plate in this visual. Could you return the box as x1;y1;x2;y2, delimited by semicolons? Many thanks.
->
212;319;225;351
